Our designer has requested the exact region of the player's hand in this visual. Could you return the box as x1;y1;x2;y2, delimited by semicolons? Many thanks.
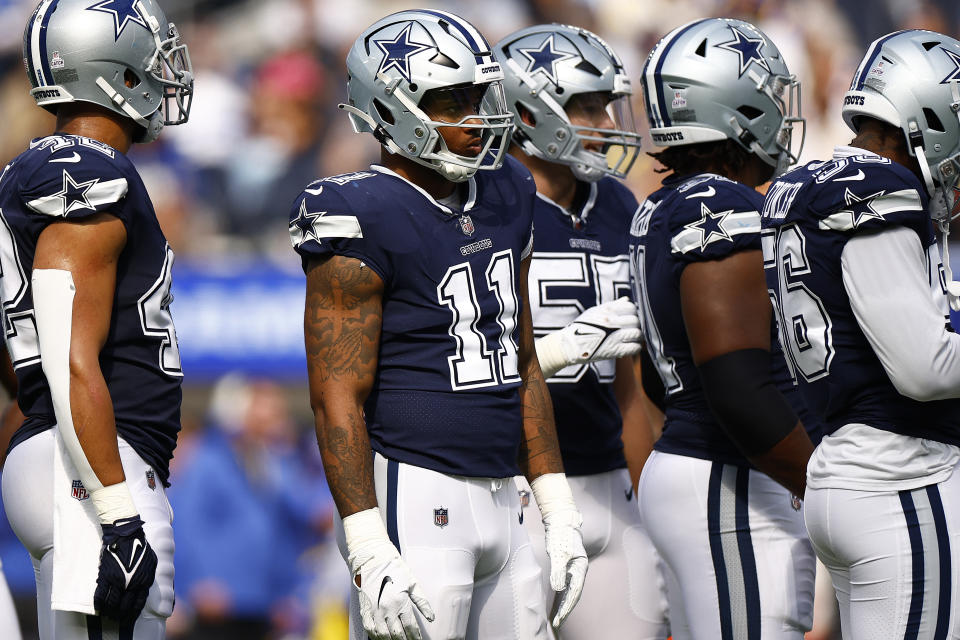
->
344;508;435;640
94;515;158;623
536;297;642;377
542;507;588;627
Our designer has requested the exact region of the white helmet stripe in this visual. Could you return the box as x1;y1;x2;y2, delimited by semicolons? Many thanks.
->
644;19;710;129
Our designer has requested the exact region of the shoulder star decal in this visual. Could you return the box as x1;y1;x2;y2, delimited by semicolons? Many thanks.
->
55;170;98;216
940;48;960;84
289;199;326;248
684;202;733;250
518;34;576;86
836;187;887;228
374;23;432;83
715;26;771;78
86;0;147;40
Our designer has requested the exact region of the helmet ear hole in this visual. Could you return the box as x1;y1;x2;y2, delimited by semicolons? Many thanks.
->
124;68;142;89
373;98;395;125
924;107;945;133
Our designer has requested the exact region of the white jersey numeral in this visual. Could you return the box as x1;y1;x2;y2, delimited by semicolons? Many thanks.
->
138;244;183;376
630;243;682;393
764;224;834;382
0;204;40;368
528;252;631;383
438;250;520;390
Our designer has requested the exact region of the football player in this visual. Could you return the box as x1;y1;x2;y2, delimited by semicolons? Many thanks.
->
495;24;668;639
630;18;819;639
0;1;192;638
762;30;960;637
291;10;587;640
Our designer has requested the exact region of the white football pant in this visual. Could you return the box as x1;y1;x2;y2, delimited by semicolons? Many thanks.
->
336;452;550;640
638;450;815;639
0;558;23;640
805;463;960;639
516;467;670;639
2;430;174;640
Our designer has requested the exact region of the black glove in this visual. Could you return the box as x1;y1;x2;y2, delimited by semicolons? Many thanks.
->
94;516;158;623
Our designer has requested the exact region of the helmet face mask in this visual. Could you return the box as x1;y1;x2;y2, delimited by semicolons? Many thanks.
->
23;0;193;143
641;18;804;178
497;25;642;182
342;10;514;182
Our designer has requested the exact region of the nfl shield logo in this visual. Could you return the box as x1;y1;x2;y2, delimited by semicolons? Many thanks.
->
146;469;156;491
791;494;802;511
459;215;475;236
518;490;530;508
434;507;449;528
71;480;89;501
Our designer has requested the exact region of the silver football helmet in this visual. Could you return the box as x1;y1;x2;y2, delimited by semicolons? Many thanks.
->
842;30;960;220
496;24;642;182
341;9;514;182
642;18;803;177
23;0;193;143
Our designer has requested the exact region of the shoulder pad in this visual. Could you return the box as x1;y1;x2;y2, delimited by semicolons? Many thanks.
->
289;181;368;253
665;175;764;256
20;136;130;218
806;157;927;232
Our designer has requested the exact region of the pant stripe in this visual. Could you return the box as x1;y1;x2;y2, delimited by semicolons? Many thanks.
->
387;458;400;551
927;484;952;640
708;462;734;640
900;490;924;640
734;467;761;640
86;615;102;640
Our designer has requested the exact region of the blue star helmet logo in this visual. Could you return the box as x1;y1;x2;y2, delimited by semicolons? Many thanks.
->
374;23;432;83
518;34;576;86
87;0;148;41
940;48;960;84
715;26;771;78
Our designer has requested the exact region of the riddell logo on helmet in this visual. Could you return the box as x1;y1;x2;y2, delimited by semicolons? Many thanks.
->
652;131;685;142
33;88;62;100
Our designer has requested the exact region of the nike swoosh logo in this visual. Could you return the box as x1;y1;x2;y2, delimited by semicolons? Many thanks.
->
624;487;633;501
304;187;324;196
518;510;524;524
835;170;865;182
685;186;716;199
378;576;393;606
111;538;144;587
50;152;81;164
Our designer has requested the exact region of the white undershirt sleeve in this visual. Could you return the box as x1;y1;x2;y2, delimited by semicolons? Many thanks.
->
841;225;960;401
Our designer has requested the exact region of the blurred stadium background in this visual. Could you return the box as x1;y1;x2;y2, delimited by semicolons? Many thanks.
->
1;0;958;638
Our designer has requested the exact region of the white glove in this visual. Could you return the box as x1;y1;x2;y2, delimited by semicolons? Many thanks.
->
530;474;588;628
343;508;435;639
536;297;642;378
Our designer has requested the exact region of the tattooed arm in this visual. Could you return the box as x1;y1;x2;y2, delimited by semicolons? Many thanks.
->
304;255;384;518
516;255;564;482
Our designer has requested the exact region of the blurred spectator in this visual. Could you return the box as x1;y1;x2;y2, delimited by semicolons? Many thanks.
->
168;375;334;640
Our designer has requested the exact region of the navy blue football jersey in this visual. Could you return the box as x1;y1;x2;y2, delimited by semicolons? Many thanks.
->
761;149;960;444
630;173;817;465
290;157;536;477
0;135;182;485
529;177;636;476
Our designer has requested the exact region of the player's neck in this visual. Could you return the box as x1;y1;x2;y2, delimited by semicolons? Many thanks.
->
55;106;136;155
380;149;458;200
509;147;579;210
850;126;921;184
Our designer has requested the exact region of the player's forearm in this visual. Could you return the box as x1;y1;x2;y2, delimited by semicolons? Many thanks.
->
68;367;125;486
312;396;377;518
745;423;813;497
518;365;564;481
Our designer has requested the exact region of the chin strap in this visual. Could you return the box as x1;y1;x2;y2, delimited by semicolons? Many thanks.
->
913;138;960;311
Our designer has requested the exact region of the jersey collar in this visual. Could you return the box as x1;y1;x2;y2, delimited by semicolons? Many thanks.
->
370;164;478;215
536;181;598;227
833;145;880;160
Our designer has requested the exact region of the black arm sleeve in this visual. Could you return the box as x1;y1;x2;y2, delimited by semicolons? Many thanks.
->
639;348;666;413
697;348;798;456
